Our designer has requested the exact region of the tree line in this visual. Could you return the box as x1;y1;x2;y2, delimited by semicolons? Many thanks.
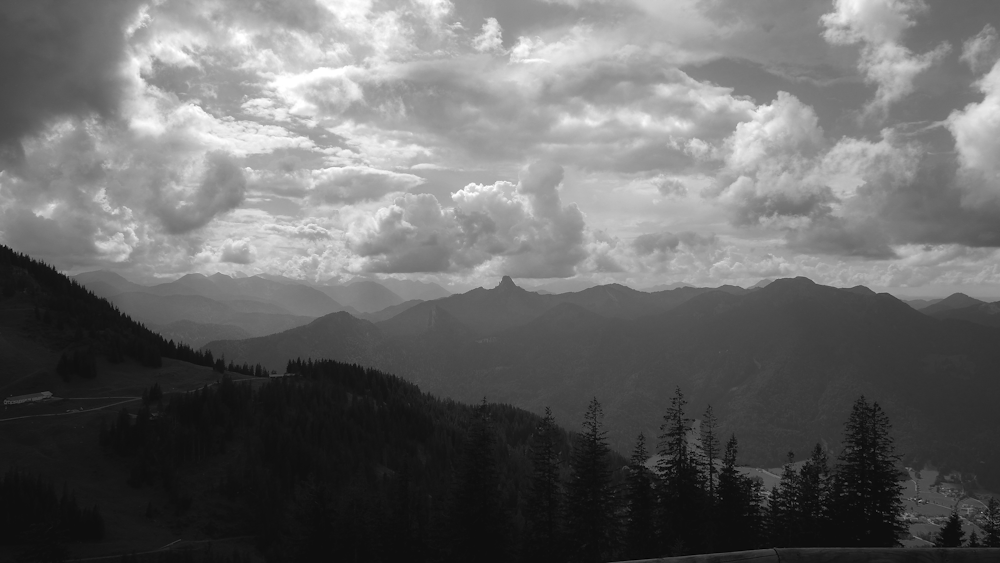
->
0;244;219;376
0;466;104;559
934;497;1000;548
96;355;936;562
509;390;908;562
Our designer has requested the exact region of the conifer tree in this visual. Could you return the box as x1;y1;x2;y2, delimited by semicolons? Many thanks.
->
523;407;564;563
767;452;801;547
984;497;1000;547
969;530;981;548
656;387;704;554
450;400;508;563
565;397;617;563
796;443;831;546
701;406;719;502
717;435;763;551
829;397;905;547
935;510;965;547
624;432;657;560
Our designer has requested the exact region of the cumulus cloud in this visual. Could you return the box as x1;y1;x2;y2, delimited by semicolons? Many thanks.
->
5;0;1000;292
219;238;257;264
654;177;688;197
473;18;504;53
310;166;424;204
961;25;1000;74
821;0;949;116
632;231;716;257
947;60;1000;207
150;151;247;234
785;215;896;259
714;91;923;257
346;161;588;277
0;0;144;146
263;223;332;241
718;92;832;227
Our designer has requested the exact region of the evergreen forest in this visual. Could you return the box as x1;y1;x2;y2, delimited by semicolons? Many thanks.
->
97;357;945;562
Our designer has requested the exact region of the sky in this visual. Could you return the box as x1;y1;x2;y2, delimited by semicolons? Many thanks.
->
1;0;1000;297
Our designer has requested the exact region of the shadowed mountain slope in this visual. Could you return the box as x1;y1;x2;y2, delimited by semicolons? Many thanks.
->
355;299;424;323
904;298;942;310
319;280;404;313
928;300;1000;327
377;276;747;337
108;292;313;338
204;312;403;374
920;293;985;315
204;276;1000;489
147;320;250;349
376;278;451;301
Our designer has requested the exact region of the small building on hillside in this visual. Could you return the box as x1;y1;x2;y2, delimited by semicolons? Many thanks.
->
3;391;53;405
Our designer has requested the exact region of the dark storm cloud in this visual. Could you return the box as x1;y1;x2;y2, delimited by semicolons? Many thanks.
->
152;152;248;235
0;0;144;146
786;215;898;259
877;157;1000;248
0;207;101;267
339;55;750;174
729;188;836;227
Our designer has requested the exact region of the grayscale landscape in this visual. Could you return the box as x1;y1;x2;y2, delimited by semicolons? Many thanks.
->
3;0;1000;561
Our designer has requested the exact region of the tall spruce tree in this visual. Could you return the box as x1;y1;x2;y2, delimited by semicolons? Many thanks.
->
796;444;831;546
450;399;508;563
565;398;617;563
830;396;905;547
523;407;564;563
624;433;657;560
984;497;1000;547
701;405;720;503
716;435;763;552
935;510;965;547
656;387;705;554
767;452;801;547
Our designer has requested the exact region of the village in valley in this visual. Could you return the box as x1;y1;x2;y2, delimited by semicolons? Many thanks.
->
900;468;991;546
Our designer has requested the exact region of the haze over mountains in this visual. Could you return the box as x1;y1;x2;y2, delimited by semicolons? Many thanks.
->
74;266;1000;489
204;275;1000;489
72;271;450;348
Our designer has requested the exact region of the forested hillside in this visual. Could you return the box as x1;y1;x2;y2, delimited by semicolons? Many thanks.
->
101;360;590;561
101;361;916;561
205;275;1000;490
1;244;219;375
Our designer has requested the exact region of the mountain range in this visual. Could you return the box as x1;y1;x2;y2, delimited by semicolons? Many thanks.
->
72;271;451;348
204;276;1000;489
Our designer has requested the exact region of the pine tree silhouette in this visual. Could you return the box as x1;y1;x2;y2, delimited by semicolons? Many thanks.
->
935;510;965;547
624;432;657;560
565;397;617;563
523;407;564;563
829;397;905;547
984;497;1000;547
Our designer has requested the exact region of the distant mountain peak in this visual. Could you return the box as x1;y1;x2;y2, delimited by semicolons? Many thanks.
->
921;292;985;316
497;275;518;291
767;276;816;288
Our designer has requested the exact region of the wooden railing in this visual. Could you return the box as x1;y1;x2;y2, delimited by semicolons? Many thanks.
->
616;547;1000;563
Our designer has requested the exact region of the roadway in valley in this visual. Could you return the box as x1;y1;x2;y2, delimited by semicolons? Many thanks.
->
0;375;266;423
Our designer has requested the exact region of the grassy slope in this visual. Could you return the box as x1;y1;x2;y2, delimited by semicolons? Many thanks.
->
0;294;257;560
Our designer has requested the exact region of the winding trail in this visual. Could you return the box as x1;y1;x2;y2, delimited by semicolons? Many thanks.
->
0;398;140;423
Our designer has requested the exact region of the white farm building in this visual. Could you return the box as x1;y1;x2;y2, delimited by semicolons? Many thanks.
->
3;391;53;405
